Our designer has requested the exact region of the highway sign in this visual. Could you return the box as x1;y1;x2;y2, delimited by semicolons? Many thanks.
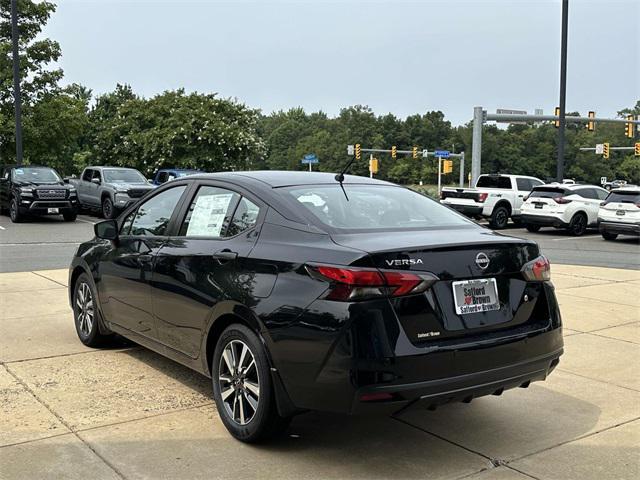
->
434;150;450;158
301;154;319;164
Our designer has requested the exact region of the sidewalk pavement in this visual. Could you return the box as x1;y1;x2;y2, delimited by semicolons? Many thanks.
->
0;265;638;480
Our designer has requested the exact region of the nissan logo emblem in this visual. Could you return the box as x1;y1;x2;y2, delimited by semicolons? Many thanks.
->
475;252;490;269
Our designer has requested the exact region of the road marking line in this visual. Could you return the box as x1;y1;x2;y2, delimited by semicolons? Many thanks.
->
552;235;600;241
75;218;96;225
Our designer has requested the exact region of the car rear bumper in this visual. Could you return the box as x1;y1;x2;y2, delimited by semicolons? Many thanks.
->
521;213;567;228
443;202;484;216
598;220;640;236
351;347;562;414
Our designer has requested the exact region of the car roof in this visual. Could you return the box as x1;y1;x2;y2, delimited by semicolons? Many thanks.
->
611;186;640;193
479;174;539;179
537;183;604;190
186;171;394;188
87;166;140;171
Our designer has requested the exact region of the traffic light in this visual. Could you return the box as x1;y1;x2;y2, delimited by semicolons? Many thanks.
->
554;107;560;128
443;160;453;174
391;146;397;158
412;146;418;159
587;111;595;131
355;143;361;160
603;142;610;159
625;115;635;139
635;142;640;156
369;158;379;174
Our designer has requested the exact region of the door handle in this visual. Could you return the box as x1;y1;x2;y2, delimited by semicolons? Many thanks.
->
213;249;238;262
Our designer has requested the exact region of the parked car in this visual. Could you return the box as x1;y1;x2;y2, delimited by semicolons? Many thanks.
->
521;184;609;236
151;168;202;186
597;186;640;240
69;171;563;442
0;164;78;223
69;166;155;219
604;179;628;191
440;174;544;229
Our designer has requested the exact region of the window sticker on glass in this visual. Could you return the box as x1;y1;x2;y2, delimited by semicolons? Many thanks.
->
186;193;234;237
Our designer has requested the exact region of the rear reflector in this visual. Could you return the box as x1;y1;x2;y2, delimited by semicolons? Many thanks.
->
307;265;438;301
521;255;551;281
359;392;395;402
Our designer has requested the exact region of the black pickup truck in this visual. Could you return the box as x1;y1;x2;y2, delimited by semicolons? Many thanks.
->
0;165;79;223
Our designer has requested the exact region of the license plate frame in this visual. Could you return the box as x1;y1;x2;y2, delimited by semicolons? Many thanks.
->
47;208;59;214
616;210;626;216
452;278;500;315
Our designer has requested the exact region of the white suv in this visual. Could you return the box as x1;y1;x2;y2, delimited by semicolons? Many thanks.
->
598;187;640;240
521;184;609;236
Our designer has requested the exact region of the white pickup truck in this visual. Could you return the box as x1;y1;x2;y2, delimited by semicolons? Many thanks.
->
440;174;545;229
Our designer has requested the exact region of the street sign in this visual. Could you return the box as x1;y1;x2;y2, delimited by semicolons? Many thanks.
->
496;108;527;125
434;150;450;158
301;154;319;164
595;143;604;155
347;145;354;156
422;149;429;158
600;177;607;185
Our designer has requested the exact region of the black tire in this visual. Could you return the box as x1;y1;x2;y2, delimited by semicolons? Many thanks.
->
212;323;291;443
63;212;77;222
72;273;113;347
601;231;618;241
102;197;117;219
568;212;588;236
525;224;541;233
9;198;23;223
489;205;510;229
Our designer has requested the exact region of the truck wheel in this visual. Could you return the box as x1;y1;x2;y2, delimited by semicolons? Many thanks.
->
9;198;24;223
569;213;587;236
601;231;618;241
489;206;509;229
526;224;541;233
102;197;116;219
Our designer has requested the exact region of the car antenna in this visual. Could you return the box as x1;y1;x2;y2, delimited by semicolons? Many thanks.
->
334;157;356;201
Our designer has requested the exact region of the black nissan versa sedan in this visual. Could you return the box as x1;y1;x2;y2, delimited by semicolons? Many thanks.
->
68;171;563;442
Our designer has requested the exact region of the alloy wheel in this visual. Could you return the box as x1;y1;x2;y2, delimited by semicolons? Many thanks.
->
75;282;94;337
218;339;260;425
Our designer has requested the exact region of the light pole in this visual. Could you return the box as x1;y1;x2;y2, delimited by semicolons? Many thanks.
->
556;0;569;182
11;0;24;166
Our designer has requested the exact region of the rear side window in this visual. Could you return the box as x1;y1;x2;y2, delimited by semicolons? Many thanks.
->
606;191;640;204
179;186;239;237
226;197;260;237
476;176;512;189
130;186;187;236
516;178;532;191
529;187;566;199
82;169;93;181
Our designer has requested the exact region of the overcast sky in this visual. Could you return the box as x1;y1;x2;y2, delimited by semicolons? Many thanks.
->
43;0;639;126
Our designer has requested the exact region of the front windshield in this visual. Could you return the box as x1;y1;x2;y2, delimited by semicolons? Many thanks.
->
103;169;146;183
287;184;472;231
12;167;61;184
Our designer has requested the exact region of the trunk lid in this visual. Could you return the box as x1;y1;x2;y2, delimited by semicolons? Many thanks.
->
331;227;549;343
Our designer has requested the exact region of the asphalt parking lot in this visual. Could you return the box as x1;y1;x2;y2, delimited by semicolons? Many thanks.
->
0;264;638;479
1;213;638;272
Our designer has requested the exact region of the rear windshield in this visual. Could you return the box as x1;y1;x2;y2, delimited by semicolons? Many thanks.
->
476;176;512;189
606;191;640;203
529;187;567;199
286;184;472;231
103;169;146;183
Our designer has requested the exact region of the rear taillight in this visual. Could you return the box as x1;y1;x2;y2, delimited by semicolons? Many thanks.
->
307;265;438;301
440;191;447;200
554;197;572;204
521;255;551;281
477;192;488;203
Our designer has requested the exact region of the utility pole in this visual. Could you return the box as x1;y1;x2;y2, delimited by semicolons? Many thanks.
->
471;106;483;186
11;0;24;166
556;0;569;182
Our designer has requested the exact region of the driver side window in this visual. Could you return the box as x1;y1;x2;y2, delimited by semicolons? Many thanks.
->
129;186;187;236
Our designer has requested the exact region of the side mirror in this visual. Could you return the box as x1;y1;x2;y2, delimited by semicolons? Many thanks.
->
91;178;101;185
63;178;70;184
95;220;118;241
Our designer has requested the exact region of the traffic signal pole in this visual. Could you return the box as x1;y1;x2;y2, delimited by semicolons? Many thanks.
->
556;0;569;182
11;0;24;166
